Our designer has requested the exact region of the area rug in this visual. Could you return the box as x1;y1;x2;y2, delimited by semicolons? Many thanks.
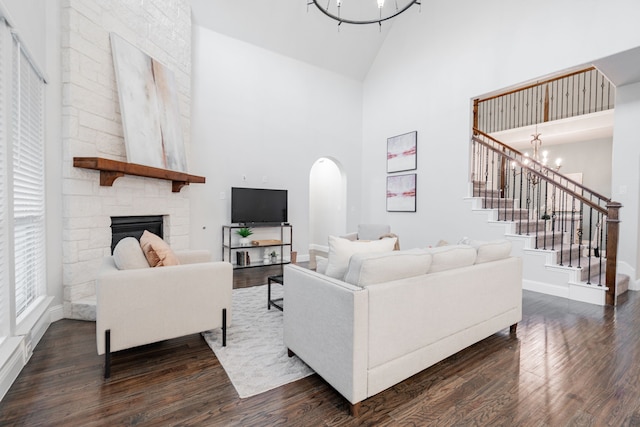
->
202;285;314;398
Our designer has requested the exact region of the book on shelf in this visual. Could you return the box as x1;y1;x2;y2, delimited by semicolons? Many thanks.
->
236;251;250;266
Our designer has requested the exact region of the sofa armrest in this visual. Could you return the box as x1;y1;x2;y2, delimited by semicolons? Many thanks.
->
96;258;232;355
283;264;368;404
340;232;358;241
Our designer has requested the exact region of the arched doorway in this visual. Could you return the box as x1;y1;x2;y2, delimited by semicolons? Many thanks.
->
309;157;346;247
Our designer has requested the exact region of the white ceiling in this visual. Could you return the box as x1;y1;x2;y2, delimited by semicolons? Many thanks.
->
190;2;640;147
190;0;414;81
490;110;615;150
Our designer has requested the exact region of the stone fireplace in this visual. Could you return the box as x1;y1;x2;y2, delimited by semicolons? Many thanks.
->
60;0;192;321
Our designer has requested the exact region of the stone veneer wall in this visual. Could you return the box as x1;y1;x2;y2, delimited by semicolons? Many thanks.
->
61;0;192;320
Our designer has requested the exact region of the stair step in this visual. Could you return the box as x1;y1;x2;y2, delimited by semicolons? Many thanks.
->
531;233;564;249
497;209;529;221
554;245;583;264
481;198;515;209
515;219;551;234
473;189;501;198
577;256;606;281
616;273;630;295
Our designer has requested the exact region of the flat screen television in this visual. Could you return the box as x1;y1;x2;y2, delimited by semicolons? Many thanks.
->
231;187;288;225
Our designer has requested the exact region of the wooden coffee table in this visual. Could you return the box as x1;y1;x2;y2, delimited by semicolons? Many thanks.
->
267;274;284;311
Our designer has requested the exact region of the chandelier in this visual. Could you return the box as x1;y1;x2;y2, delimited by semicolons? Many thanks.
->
525;132;562;172
309;0;421;27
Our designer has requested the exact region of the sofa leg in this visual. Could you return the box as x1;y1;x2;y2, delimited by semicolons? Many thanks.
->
287;348;295;358
222;308;227;347
104;329;111;379
349;401;361;417
510;323;518;335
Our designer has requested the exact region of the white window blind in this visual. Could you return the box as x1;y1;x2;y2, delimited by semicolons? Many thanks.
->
11;34;45;318
0;19;8;338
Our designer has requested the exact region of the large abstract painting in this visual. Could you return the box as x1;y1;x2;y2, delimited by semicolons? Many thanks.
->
110;33;187;172
387;173;417;212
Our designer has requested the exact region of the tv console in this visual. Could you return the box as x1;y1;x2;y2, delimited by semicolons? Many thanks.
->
222;224;293;270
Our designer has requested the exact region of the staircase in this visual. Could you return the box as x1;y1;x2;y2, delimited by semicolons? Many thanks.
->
469;130;625;306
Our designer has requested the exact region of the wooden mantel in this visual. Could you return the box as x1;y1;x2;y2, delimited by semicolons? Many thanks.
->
73;157;205;192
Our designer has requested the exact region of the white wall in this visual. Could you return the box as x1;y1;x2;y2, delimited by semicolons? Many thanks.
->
611;81;640;284
362;0;640;265
543;138;612;199
189;27;364;259
0;0;46;68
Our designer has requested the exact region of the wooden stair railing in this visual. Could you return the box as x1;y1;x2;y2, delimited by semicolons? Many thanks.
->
473;67;615;134
471;129;622;305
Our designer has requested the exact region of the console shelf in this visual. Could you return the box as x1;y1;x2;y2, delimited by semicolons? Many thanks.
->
73;157;206;192
222;224;293;270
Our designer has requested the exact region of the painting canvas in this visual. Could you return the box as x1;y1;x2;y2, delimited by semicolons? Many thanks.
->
387;131;417;173
387;174;417;212
110;33;187;172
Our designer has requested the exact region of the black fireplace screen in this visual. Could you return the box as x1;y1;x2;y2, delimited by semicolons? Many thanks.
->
110;215;163;254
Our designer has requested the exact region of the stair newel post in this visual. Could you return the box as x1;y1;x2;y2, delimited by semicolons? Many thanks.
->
605;202;622;306
473;99;479;134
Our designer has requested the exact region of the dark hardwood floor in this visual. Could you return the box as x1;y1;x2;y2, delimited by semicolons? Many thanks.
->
2;268;640;425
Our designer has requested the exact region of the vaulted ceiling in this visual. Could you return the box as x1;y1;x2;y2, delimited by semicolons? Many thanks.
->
190;0;405;81
191;2;640;148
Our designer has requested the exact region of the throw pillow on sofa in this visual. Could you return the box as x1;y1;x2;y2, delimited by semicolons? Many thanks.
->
324;235;397;279
140;230;181;267
426;244;477;273
113;237;150;270
471;239;512;264
344;249;432;287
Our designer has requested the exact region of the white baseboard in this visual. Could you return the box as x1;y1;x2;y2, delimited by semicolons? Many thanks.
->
523;279;607;306
0;337;25;402
49;304;64;323
523;279;569;299
0;299;57;402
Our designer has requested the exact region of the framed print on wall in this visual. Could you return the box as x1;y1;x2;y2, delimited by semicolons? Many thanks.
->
387;131;417;173
387;173;417;212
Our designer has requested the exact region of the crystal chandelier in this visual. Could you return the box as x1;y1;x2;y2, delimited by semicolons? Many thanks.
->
526;132;562;172
309;0;421;27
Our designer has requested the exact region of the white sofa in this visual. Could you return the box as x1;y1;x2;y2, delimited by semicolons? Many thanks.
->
96;249;232;378
283;242;522;415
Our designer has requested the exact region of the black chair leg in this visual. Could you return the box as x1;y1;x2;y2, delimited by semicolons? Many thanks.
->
104;329;111;379
222;308;227;347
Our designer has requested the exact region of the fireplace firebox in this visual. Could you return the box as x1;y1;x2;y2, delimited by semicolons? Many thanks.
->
110;215;164;254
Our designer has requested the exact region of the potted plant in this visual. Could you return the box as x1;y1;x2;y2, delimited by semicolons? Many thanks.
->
270;250;278;264
236;227;253;246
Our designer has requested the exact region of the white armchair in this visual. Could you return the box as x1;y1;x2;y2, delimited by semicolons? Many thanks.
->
96;247;232;378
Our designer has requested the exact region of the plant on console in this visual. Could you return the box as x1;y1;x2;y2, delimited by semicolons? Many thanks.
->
236;227;253;246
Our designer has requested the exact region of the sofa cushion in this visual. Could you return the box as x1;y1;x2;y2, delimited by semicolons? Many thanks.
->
315;255;328;275
472;240;512;264
426;244;477;273
113;237;150;270
358;224;391;240
344;249;432;287
140;230;181;267
324;235;397;279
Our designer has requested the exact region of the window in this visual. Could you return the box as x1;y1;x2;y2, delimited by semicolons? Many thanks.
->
0;18;7;340
11;34;46;318
0;15;46;335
